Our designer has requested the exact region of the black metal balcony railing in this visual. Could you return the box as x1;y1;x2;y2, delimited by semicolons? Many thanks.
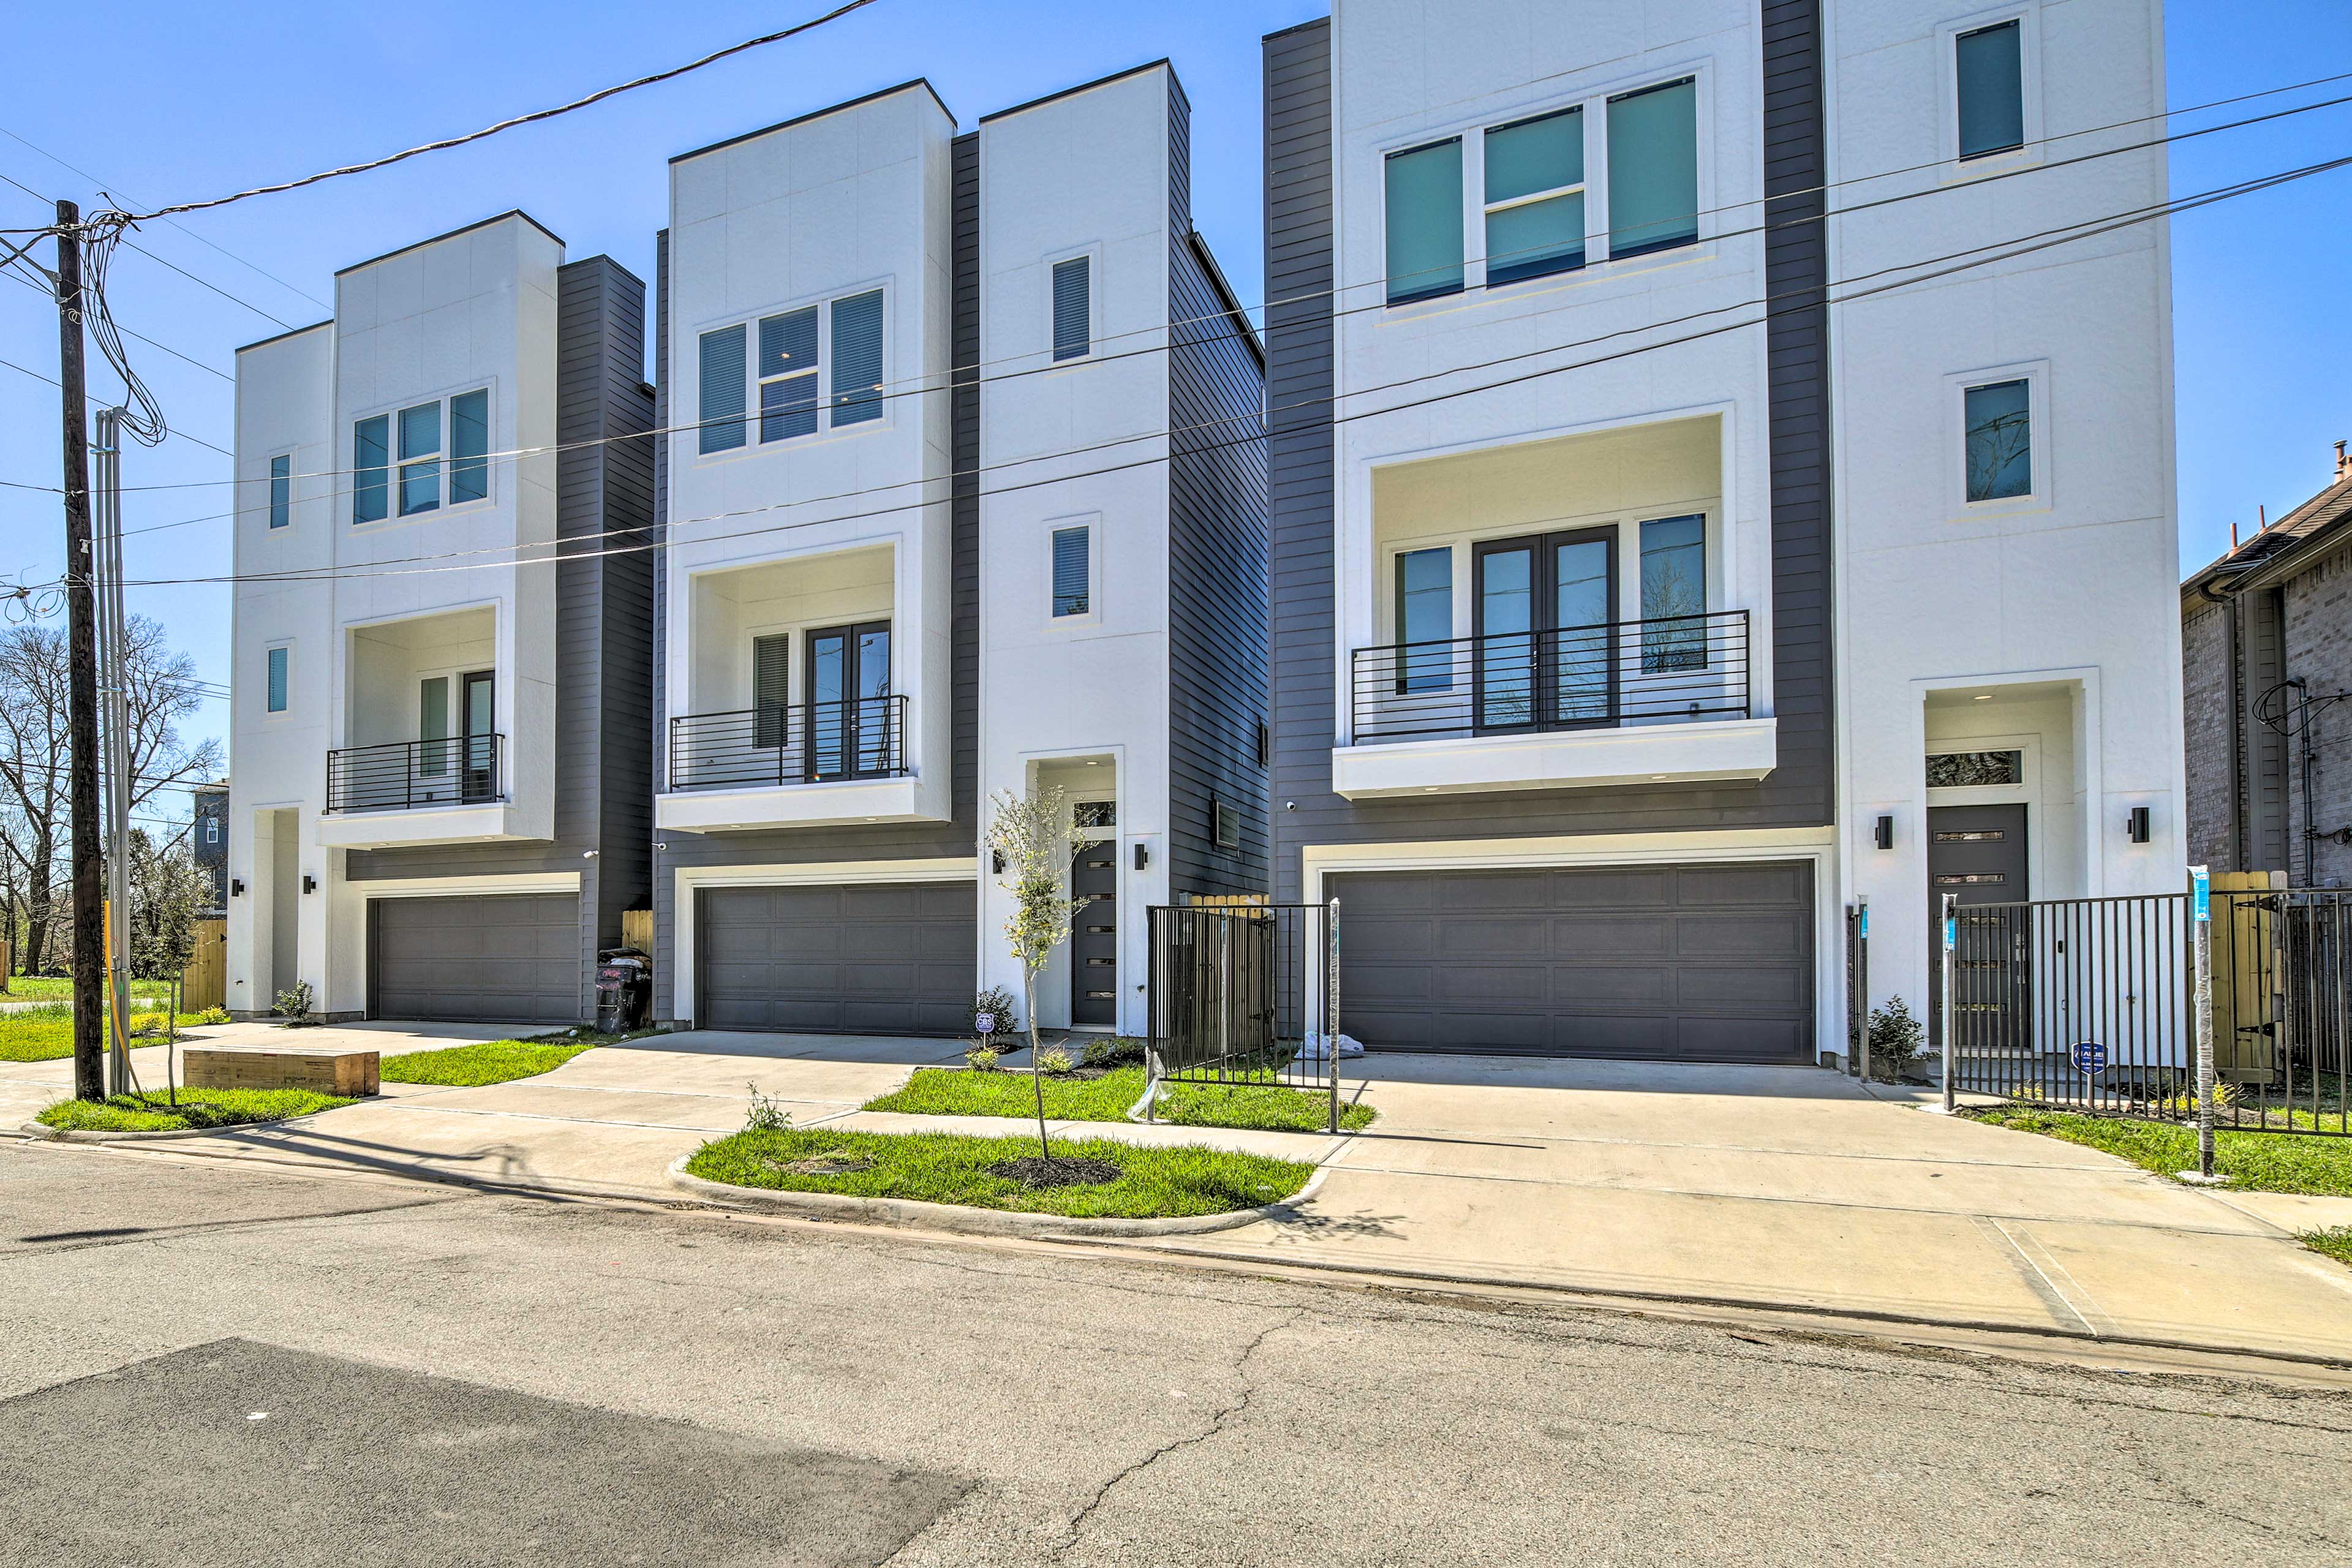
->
1349;610;1751;744
668;695;910;792
325;734;503;813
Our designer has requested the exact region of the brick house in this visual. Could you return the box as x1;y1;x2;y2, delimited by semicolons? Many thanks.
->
2182;443;2352;884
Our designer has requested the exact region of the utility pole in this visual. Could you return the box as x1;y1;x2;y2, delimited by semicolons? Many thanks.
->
55;198;104;1104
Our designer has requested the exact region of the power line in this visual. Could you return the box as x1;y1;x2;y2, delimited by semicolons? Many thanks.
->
94;145;2344;595
0;353;233;458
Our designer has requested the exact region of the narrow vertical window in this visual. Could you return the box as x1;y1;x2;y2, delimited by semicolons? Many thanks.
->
418;676;450;778
757;307;820;442
1395;547;1453;693
1384;138;1464;304
1956;20;2026;160
396;401;441;515
1640;514;1707;672
449;389;489;503
1052;524;1091;618
353;415;389;523
1483;108;1585;285
698;323;748;453
1964;380;2032;501
1052;257;1091;361
1607;78;1699;259
1215;799;1242;851
268;454;291;530
266;647;289;714
830;290;886;426
753;633;792;748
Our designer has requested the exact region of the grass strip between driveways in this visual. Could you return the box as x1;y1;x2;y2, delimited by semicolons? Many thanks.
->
864;1065;1376;1134
377;1033;622;1087
1969;1106;2352;1197
0;1006;227;1063
36;1087;355;1134
2301;1227;2352;1270
686;1127;1316;1219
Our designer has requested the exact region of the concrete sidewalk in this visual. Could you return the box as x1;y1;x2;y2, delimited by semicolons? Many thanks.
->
15;1031;2352;1366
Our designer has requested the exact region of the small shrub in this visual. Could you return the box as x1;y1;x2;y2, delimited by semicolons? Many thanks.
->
2005;1082;2045;1103
1867;996;1924;1080
965;1047;1000;1072
127;1011;170;1038
969;986;1018;1041
273;981;315;1024
1034;1047;1074;1076
192;1006;231;1026
744;1082;793;1134
1081;1036;1148;1069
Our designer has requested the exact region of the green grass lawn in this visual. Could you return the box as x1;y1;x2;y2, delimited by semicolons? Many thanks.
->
865;1064;1376;1134
2302;1227;2352;1269
377;1031;620;1087
1970;1106;2352;1197
685;1126;1315;1219
3;976;172;1005
35;1087;354;1134
0;1006;224;1063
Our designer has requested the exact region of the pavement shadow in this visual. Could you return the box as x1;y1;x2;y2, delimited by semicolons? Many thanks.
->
1349;1052;1872;1102
611;1031;968;1066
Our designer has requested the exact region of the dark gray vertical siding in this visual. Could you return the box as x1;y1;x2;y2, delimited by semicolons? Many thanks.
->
348;254;655;1022
1165;79;1271;900
2247;587;2289;872
648;170;979;1023
1263;14;1835;907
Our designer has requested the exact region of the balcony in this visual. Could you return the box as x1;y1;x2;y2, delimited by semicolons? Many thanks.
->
658;696;933;832
316;734;533;848
1334;611;1777;799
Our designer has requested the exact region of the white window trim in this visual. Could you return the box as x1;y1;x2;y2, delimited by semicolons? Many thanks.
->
1374;59;1714;312
266;450;296;532
263;641;293;718
690;279;896;467
1043;244;1103;366
1937;4;2044;178
1947;359;2051;518
1044;513;1102;628
349;380;498;530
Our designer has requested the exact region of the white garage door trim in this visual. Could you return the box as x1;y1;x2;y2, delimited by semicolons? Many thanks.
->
671;858;977;1027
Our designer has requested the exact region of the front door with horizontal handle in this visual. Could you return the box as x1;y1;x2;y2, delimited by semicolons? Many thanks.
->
1070;839;1118;1027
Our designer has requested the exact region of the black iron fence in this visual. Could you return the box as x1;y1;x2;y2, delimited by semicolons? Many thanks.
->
325;734;501;813
1936;887;2348;1135
1146;899;1339;1129
1349;609;1750;744
668;696;909;791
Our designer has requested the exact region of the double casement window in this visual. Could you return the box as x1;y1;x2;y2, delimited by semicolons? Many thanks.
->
699;287;886;455
267;454;291;530
352;388;489;523
1964;379;2033;502
1956;19;2026;160
1051;524;1092;619
1384;75;1700;304
1052;257;1092;361
265;646;290;714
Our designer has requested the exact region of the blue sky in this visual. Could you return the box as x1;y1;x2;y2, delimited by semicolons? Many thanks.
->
1;1;2345;807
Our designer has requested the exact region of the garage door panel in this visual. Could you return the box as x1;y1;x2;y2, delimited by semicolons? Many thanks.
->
1332;864;1812;1063
698;881;976;1035
372;894;579;1024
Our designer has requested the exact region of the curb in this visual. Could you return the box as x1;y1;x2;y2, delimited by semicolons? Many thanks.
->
18;1114;320;1144
665;1155;1332;1238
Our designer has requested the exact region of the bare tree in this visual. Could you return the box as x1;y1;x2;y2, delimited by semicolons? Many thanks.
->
0;617;221;974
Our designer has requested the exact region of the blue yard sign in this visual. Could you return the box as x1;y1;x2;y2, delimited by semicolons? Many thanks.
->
2073;1041;2108;1076
2191;864;2211;924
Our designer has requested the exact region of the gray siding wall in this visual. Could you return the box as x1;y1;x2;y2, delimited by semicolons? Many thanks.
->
1164;81;1271;900
2248;586;2290;873
648;178;982;1019
349;255;655;1020
1262;12;1835;903
2182;594;2239;870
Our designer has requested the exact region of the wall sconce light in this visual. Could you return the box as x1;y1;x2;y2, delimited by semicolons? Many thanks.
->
2126;806;2150;844
1133;842;1150;871
230;878;244;897
1874;815;1894;851
301;875;317;894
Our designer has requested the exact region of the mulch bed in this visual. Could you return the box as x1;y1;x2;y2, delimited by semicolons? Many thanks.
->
986;1155;1123;1189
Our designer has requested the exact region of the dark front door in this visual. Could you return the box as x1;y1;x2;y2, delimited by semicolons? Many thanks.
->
1473;529;1618;733
1928;804;2031;1055
1069;839;1119;1027
806;622;892;780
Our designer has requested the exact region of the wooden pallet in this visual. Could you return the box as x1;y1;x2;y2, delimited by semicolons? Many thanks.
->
184;1045;380;1097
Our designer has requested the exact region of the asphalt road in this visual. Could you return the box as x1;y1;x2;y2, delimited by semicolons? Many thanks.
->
1;1140;2348;1567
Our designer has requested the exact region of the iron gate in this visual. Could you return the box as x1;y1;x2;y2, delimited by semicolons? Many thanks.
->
1939;888;2349;1134
1145;900;1338;1127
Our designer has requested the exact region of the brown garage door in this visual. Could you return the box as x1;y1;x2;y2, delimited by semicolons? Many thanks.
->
370;893;581;1023
1329;862;1814;1062
696;881;975;1035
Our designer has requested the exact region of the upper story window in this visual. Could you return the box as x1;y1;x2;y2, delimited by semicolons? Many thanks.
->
699;287;887;455
353;387;489;523
1484;108;1585;285
1956;20;2026;160
1384;138;1465;305
266;646;290;714
267;454;291;530
1051;524;1092;618
1052;257;1092;361
1605;78;1699;260
204;818;219;844
1964;379;2032;501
